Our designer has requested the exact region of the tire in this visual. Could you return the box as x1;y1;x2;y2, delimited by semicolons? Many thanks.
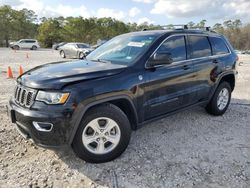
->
60;50;66;58
72;103;131;163
79;52;85;59
13;45;20;50
31;45;37;50
206;82;231;116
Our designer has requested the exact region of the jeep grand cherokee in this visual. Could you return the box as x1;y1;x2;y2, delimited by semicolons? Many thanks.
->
8;28;238;163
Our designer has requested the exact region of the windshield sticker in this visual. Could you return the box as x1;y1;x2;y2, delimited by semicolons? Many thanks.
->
128;42;145;47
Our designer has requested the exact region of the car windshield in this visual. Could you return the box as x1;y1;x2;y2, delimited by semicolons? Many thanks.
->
77;44;89;48
86;34;157;66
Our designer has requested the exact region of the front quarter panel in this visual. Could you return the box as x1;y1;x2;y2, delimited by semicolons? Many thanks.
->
65;68;144;144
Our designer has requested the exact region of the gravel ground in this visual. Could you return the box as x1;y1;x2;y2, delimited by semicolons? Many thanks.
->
0;48;250;188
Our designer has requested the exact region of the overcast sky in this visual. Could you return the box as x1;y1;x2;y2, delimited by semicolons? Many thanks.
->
1;0;250;26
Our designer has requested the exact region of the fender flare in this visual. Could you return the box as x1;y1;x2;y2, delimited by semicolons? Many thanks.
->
68;95;138;144
208;71;235;101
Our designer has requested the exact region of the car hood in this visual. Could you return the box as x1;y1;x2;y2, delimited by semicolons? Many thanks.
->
17;60;126;89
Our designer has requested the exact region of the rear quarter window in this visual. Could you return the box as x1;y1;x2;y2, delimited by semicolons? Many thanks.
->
209;37;229;55
188;36;212;59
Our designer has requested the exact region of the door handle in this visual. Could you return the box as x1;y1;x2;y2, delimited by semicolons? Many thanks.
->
213;59;219;64
183;65;190;70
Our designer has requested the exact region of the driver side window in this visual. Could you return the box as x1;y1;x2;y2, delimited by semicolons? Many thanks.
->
157;35;187;62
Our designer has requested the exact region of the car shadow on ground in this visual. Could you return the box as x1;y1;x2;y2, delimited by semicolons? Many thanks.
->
54;98;250;187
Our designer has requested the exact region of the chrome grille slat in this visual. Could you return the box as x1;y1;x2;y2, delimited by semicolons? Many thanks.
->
26;92;33;106
14;85;36;108
17;87;21;101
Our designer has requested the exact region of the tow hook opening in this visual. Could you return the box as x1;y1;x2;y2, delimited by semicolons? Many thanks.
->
33;122;53;132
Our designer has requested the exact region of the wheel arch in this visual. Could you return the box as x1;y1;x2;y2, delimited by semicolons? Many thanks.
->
208;72;235;102
219;73;235;91
69;95;138;144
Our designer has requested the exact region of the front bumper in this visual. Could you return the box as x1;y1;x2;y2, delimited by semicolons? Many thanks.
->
7;98;75;148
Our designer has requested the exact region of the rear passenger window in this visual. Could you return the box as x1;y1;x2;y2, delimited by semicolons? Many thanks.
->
26;40;35;43
157;36;186;62
209;37;229;55
189;36;211;58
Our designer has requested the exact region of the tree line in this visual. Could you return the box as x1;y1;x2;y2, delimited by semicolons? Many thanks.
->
1;5;250;50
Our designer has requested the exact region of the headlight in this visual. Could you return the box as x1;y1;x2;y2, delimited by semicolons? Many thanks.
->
36;91;70;104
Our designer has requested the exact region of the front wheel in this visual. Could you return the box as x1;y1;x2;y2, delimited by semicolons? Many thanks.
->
79;52;85;59
72;103;131;163
206;82;231;116
13;45;20;50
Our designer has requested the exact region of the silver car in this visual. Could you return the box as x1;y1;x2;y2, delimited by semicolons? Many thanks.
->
9;39;40;50
59;43;93;59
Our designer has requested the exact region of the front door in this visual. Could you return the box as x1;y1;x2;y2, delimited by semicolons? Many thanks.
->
143;35;197;120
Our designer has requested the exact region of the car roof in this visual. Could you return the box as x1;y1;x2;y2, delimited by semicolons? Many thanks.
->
124;29;222;38
19;39;37;41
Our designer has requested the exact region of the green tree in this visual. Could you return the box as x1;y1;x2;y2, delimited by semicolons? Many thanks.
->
197;19;207;27
213;23;224;33
37;18;63;47
0;5;15;46
0;5;37;47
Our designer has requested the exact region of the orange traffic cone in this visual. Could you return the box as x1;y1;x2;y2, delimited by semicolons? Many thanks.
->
19;65;24;76
26;53;29;58
7;66;14;79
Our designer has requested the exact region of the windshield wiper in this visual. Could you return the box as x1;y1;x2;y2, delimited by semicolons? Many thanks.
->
90;59;111;64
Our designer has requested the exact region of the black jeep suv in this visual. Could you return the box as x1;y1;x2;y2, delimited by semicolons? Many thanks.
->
8;28;238;163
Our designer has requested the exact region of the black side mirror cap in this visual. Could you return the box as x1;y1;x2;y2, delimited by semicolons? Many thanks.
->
147;52;173;67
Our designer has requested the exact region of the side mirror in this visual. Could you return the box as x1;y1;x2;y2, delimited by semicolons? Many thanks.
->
148;51;173;67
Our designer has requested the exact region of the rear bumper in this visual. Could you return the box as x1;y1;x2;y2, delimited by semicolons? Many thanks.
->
7;98;75;148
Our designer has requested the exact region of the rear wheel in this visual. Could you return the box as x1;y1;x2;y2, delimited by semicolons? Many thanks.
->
72;103;131;163
60;50;66;58
206;82;231;116
31;45;37;50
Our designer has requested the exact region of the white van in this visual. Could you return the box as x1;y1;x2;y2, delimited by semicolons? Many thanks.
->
10;39;40;50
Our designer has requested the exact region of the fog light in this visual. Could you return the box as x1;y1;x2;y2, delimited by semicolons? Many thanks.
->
33;121;53;132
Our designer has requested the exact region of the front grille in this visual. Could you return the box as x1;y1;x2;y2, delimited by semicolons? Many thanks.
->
14;85;36;108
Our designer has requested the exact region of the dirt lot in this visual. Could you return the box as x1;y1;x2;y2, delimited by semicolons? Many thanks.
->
0;48;250;188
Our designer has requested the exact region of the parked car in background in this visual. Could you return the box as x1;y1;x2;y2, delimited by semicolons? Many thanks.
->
242;50;250;55
9;39;40;50
59;43;93;59
234;50;243;54
52;42;67;50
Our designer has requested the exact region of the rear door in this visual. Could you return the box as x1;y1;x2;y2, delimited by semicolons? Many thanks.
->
143;35;197;120
63;44;73;56
26;40;35;48
187;35;225;101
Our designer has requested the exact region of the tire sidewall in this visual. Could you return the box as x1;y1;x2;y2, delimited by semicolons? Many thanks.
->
14;45;20;50
60;50;65;58
72;104;131;163
32;45;37;50
210;82;231;115
79;52;84;59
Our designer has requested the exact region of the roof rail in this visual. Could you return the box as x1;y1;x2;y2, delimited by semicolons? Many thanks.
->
141;25;217;33
188;26;210;31
160;24;188;30
187;26;217;33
